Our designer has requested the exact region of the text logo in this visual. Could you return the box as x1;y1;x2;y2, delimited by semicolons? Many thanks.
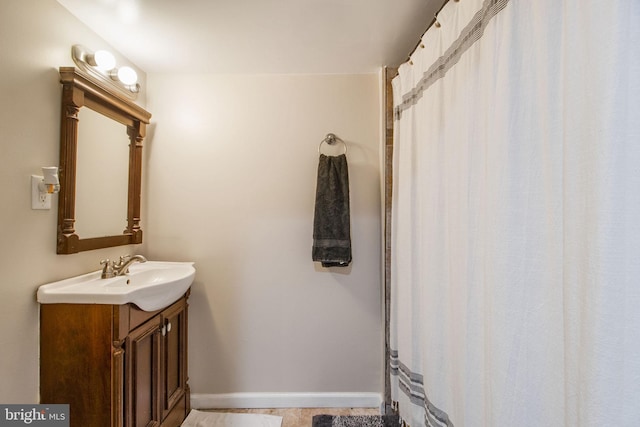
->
0;405;68;426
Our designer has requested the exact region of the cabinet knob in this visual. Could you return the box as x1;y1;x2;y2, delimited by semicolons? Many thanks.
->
166;321;172;333
161;325;166;336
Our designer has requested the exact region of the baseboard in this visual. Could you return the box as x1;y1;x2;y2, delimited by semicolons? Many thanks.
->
190;392;382;409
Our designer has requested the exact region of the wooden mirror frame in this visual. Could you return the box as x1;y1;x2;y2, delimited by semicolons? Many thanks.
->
57;67;152;254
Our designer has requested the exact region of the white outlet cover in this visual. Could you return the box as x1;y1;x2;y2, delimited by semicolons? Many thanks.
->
31;175;51;210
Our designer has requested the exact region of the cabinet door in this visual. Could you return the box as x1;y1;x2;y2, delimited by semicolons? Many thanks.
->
161;300;187;420
126;317;162;427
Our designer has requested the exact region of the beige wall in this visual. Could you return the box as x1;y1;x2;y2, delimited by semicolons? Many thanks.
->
0;0;383;405
144;73;383;399
0;0;147;402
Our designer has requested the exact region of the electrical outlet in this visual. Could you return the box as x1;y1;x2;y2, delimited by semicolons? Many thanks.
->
31;175;51;210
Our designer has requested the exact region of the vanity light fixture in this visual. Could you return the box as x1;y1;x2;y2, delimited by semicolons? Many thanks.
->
71;45;140;98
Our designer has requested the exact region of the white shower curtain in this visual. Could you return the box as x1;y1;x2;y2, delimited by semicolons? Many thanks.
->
390;0;640;426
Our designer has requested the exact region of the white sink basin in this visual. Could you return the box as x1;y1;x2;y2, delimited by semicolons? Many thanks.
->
37;261;196;311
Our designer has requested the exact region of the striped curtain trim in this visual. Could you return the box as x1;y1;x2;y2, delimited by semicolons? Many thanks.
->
394;0;510;120
390;350;453;427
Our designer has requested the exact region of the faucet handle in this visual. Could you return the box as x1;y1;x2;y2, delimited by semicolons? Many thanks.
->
100;259;116;279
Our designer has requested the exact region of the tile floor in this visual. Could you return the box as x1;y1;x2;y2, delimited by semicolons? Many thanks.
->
205;408;380;427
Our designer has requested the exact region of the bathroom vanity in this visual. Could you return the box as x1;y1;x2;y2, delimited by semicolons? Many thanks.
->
40;292;190;427
42;63;191;426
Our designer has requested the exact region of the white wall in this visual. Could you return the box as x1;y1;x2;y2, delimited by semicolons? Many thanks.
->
0;0;147;403
145;73;383;403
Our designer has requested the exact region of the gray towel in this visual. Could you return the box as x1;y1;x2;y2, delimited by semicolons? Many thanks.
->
312;154;352;267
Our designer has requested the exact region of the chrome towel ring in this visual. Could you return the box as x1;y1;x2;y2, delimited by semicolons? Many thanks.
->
318;133;347;155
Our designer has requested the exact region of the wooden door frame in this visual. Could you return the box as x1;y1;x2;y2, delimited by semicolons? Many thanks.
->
383;66;398;410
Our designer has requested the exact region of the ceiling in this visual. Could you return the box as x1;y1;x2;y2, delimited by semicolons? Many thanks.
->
57;0;441;74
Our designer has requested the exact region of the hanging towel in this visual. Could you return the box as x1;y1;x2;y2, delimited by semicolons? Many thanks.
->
312;153;352;267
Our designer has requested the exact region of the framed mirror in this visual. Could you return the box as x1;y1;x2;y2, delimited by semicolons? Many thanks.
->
57;67;152;254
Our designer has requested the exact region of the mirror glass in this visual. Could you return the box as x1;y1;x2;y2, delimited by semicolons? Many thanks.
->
75;107;129;238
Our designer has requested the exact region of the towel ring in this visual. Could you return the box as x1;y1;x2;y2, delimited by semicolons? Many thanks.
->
318;133;347;155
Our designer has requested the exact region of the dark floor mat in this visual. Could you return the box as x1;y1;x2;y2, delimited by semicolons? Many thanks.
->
312;415;400;427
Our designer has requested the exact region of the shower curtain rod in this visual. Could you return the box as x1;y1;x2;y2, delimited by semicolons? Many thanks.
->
405;0;457;64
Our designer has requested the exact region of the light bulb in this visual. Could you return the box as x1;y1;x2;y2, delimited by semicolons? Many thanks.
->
92;50;116;71
117;66;138;85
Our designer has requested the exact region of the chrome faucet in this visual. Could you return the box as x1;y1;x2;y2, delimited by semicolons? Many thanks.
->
100;255;147;279
113;254;147;276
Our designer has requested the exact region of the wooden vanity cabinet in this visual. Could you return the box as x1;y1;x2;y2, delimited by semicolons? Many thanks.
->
40;291;190;427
